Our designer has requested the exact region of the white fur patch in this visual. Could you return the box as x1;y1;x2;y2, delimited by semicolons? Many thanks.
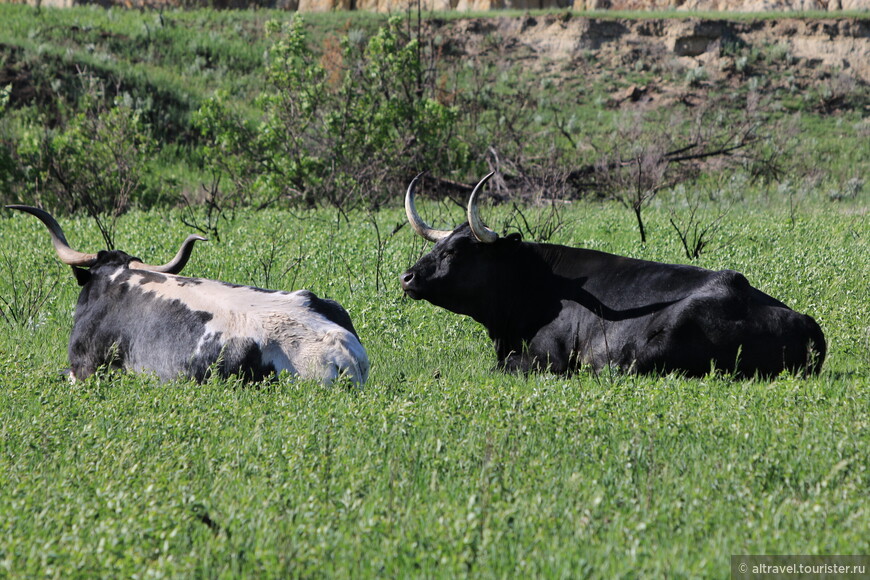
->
131;272;369;385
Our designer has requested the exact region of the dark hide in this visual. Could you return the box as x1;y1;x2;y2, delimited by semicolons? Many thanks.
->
401;224;826;378
296;290;361;339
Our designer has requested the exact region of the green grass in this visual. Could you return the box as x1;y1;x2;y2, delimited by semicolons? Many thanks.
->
0;6;867;575
1;198;867;576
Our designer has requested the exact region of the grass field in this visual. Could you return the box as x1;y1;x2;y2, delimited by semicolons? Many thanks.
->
1;4;868;576
0;198;867;577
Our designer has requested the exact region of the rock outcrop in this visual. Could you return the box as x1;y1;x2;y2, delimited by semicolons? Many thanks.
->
420;16;870;83
579;0;868;11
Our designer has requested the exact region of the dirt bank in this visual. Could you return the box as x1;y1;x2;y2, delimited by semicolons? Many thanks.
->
426;16;870;84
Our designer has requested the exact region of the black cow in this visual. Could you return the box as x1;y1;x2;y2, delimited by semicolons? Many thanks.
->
400;173;826;377
8;205;369;385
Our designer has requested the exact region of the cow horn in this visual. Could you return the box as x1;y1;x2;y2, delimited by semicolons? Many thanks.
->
467;172;499;244
6;205;98;267
129;234;207;275
405;173;452;243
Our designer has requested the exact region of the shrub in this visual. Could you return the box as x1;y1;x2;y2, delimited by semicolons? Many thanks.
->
3;73;158;249
0;84;18;200
43;86;158;249
195;15;468;211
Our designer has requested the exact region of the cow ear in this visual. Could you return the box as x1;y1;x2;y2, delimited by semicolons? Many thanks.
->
506;233;523;243
72;266;91;286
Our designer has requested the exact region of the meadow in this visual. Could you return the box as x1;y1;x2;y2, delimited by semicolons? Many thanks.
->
1;4;869;577
0;196;867;577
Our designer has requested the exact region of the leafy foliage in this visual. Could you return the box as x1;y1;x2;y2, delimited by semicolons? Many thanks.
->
44;89;158;248
195;16;467;210
2;69;158;248
2;6;868;220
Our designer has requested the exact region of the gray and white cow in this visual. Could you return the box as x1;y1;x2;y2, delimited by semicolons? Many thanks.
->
8;205;369;385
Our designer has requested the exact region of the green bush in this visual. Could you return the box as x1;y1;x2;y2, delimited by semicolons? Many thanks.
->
0;84;17;197
1;7;867;216
195;15;468;210
2;68;160;247
43;88;158;248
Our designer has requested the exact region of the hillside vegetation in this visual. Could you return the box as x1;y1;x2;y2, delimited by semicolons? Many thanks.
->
1;5;868;218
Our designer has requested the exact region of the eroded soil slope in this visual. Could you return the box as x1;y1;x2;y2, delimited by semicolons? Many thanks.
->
426;16;869;112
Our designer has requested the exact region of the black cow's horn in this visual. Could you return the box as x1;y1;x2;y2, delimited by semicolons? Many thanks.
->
6;205;98;267
405;173;453;243
467;172;498;244
129;234;207;275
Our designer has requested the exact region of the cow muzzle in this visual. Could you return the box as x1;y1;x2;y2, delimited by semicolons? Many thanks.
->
400;271;421;299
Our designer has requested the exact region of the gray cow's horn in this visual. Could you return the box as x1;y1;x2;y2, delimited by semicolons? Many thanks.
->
405;173;453;243
129;234;207;275
467;172;499;244
6;205;98;267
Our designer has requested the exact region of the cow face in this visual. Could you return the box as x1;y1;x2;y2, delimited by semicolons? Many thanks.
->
401;224;523;316
401;173;529;319
71;249;142;286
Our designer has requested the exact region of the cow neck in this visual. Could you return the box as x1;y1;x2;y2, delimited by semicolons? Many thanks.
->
479;241;564;340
